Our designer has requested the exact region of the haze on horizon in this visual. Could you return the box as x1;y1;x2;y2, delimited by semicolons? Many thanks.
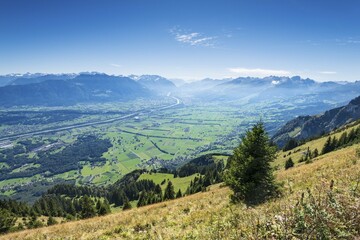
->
0;0;359;82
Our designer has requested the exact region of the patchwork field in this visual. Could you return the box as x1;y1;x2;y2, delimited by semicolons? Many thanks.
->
0;97;340;202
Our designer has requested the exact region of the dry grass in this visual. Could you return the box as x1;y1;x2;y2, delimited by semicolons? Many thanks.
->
1;142;359;239
0;185;231;240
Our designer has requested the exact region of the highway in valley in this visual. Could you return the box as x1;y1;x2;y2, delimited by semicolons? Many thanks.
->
0;96;181;142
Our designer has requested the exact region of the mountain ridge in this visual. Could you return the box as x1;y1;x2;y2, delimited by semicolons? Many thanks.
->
272;95;360;147
0;74;152;107
1;73;360;107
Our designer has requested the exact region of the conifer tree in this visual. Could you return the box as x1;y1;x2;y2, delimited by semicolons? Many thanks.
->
122;196;132;210
111;189;125;207
330;136;338;151
80;195;96;219
338;132;348;146
163;180;175;200
47;216;57;226
0;209;16;233
154;184;162;195
285;157;294;169
283;138;298;151
348;129;356;142
322;136;332;154
176;189;182;198
137;192;146;207
97;199;111;215
307;147;312;159
225;122;280;205
312;148;319;158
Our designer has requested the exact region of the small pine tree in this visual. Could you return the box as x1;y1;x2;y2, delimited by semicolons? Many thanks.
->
154;184;162;195
96;199;102;213
122;196;132;210
307;147;312;159
330;136;338;151
26;215;44;229
80;195;96;219
285;157;294;170
225;122;280;205
112;190;125;207
0;209;16;233
322;136;332;154
312;148;319;158
137;192;146;207
176;189;182;198
97;199;111;216
163;181;175;200
47;216;57;226
283;138;298;151
338;132;348;147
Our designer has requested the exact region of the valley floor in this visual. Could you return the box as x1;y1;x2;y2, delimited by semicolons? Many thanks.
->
1;143;359;239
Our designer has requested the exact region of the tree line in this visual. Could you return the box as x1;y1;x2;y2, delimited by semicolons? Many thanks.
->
283;124;360;170
0;154;226;234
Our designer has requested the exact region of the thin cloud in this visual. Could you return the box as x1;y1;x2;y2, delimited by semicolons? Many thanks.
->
228;68;291;77
319;71;337;74
302;37;360;46
336;38;360;45
346;39;360;44
110;63;122;68
170;27;216;47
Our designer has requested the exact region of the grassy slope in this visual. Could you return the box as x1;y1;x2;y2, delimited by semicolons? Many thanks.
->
138;173;199;193
274;122;360;168
1;135;359;239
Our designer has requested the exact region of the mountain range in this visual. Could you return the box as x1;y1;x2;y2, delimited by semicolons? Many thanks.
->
0;74;152;106
129;75;176;95
0;73;359;107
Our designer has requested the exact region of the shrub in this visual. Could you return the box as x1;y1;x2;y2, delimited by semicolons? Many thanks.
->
285;157;294;170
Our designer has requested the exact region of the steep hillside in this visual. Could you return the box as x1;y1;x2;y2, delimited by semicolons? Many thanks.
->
272;95;360;147
2;134;359;239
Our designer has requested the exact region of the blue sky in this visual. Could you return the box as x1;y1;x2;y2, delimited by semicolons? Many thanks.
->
0;0;359;81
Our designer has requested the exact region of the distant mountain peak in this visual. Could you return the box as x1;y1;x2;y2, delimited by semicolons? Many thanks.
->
0;74;152;107
130;75;176;94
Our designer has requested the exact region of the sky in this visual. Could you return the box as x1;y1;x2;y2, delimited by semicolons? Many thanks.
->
0;0;359;82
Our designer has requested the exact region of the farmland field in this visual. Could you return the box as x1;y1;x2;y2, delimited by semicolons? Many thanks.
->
0;96;338;202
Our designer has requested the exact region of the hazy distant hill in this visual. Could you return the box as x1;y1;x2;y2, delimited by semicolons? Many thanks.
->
130;75;176;94
216;76;358;99
0;74;152;106
189;76;360;105
9;74;76;86
272;95;360;147
0;75;18;87
168;78;187;87
1;73;360;108
0;73;51;87
180;78;231;91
